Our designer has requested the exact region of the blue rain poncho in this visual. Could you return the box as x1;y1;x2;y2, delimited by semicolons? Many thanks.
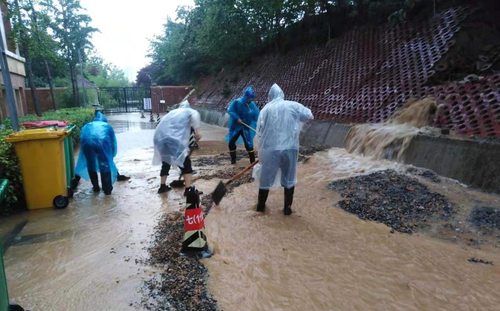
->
253;84;314;190
153;101;201;167
75;112;119;183
226;87;260;148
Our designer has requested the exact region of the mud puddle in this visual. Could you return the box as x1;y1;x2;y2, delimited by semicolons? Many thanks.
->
202;148;500;311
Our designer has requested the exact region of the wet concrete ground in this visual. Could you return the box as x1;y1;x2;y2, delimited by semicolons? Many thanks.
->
0;113;228;310
1;113;500;310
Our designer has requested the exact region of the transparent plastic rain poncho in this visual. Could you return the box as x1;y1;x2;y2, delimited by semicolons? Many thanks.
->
153;101;201;167
225;87;260;148
75;112;119;183
253;84;314;189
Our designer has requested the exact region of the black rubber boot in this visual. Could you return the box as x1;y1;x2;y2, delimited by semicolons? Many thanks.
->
249;150;256;164
117;174;130;181
284;187;295;216
88;171;100;192
101;172;113;195
230;150;237;164
158;184;172;193
71;175;81;190
256;189;269;212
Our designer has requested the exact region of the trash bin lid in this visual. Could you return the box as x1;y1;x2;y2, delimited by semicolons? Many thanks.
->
20;121;69;128
5;128;70;143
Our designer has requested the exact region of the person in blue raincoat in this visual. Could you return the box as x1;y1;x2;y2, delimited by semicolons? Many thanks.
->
226;87;260;164
75;112;118;195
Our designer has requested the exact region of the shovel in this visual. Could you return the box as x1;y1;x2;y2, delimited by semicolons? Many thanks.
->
212;160;259;205
240;121;311;163
170;175;185;188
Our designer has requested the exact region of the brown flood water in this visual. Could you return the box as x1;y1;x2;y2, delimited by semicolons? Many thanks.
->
202;149;500;311
0;117;228;310
1;113;499;310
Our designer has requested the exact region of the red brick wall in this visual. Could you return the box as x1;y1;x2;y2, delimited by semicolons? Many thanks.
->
26;88;68;114
151;86;193;113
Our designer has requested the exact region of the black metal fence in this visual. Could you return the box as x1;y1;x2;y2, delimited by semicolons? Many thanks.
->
98;87;151;113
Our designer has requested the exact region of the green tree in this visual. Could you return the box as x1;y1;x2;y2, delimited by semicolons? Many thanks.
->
85;54;131;87
47;0;97;107
26;0;62;110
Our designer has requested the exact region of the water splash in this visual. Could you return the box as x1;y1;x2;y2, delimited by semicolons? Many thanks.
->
345;97;437;160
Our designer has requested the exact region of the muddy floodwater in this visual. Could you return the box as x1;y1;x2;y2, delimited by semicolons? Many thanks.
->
1;113;500;311
0;114;227;310
203;149;500;311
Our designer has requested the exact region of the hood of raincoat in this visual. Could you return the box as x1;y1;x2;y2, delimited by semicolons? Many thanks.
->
153;107;201;167
179;100;191;109
94;112;108;123
242;87;255;103
268;84;285;102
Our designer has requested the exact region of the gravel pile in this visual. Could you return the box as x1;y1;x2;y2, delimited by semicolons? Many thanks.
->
328;170;454;234
406;167;441;183
198;167;255;214
141;165;256;310
141;212;218;311
468;206;500;234
299;145;329;156
193;150;254;167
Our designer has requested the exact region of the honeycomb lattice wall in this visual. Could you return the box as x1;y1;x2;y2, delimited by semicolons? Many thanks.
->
193;7;500;138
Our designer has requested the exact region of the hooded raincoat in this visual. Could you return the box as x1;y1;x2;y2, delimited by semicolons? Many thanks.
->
253;84;314;190
226;87;260;148
75;112;119;183
153;100;201;167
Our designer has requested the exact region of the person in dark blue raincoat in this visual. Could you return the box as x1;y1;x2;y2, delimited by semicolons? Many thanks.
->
226;87;260;164
75;112;118;195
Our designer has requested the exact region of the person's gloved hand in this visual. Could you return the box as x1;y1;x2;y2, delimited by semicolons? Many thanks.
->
237;119;243;124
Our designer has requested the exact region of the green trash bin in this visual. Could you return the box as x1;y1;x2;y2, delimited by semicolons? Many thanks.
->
0;179;24;311
62;125;76;197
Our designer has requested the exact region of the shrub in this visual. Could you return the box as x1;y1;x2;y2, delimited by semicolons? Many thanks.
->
0;108;94;214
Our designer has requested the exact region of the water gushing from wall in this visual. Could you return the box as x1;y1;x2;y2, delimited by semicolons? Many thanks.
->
344;97;438;160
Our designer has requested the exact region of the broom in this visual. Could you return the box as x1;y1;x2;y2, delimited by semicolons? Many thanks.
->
212;160;259;205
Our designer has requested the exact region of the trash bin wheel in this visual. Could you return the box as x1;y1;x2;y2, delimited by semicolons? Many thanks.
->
53;195;69;209
9;304;25;311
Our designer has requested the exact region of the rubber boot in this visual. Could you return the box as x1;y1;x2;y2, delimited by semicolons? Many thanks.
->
256;189;269;212
284;187;295;216
88;170;100;192
71;175;81;190
249;150;256;164
101;172;113;195
230;150;237;164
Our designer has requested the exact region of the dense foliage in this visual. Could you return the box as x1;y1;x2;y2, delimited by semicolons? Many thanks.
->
147;0;432;85
0;108;94;214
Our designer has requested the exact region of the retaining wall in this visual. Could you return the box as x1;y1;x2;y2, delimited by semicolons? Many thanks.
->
197;107;500;193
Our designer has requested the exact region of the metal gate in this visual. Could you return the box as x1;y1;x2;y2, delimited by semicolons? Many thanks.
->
98;87;151;113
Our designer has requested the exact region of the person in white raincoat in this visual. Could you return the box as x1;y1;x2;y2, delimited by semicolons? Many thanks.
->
153;100;202;194
254;84;314;215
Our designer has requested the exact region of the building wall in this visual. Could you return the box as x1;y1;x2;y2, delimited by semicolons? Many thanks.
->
151;86;194;113
0;4;27;118
25;88;70;114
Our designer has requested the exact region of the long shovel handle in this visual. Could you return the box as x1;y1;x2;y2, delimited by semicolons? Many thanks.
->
228;160;259;184
240;121;257;132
